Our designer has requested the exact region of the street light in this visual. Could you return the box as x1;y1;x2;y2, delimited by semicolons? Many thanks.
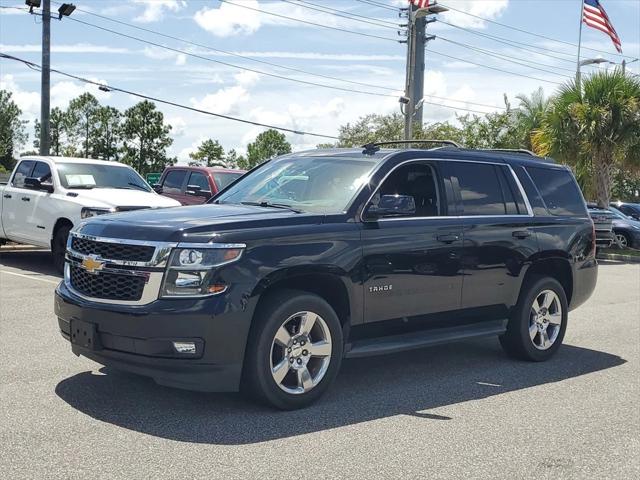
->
25;0;41;14
57;3;75;20
580;57;608;67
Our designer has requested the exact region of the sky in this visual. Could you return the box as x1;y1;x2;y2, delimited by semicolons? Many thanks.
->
1;0;639;163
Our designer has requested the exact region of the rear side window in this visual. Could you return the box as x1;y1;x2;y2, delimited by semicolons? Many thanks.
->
449;162;511;216
526;166;587;216
11;160;35;188
162;170;186;194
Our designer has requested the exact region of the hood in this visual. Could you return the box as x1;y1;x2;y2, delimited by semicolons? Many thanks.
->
67;188;180;208
78;203;323;242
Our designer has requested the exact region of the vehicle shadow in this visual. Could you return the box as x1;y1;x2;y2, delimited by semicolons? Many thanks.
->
0;249;61;278
55;339;625;445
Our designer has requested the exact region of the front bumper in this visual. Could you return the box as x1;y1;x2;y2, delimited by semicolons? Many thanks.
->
55;281;257;392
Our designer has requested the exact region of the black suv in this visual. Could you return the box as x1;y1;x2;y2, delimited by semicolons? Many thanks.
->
55;143;597;409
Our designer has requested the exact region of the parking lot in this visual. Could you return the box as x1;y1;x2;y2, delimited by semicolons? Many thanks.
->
0;249;638;479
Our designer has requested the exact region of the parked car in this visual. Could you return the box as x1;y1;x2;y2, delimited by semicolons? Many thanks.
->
55;143;597;409
0;156;180;271
608;206;640;249
154;166;245;205
610;201;640;221
586;203;614;248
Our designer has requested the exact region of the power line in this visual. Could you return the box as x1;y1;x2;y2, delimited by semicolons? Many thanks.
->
437;36;574;77
355;0;399;12
437;19;579;64
426;48;564;85
48;5;507;111
217;0;401;42
281;0;401;30
48;1;402;93
439;2;637;60
64;15;399;98
0;52;340;139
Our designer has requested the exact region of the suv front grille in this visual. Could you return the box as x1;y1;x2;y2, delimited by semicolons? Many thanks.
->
70;265;146;301
71;236;155;262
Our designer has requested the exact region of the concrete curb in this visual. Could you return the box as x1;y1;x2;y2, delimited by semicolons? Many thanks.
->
597;253;640;263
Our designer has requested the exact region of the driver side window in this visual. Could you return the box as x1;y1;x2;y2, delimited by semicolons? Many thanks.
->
376;163;441;217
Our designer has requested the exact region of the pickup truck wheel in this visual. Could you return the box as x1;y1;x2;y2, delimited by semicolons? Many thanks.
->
52;225;71;274
500;275;568;362
244;290;343;410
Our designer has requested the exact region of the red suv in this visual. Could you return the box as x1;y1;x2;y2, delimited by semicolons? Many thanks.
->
154;166;245;205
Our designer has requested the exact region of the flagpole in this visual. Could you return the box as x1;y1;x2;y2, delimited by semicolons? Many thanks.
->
576;0;585;89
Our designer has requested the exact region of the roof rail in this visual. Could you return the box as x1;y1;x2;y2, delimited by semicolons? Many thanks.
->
362;139;461;154
480;148;537;157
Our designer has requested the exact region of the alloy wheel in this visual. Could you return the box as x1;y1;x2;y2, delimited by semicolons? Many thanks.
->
529;289;562;350
614;233;628;248
269;311;332;394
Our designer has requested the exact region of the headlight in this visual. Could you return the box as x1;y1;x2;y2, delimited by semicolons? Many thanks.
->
160;246;244;298
81;207;116;219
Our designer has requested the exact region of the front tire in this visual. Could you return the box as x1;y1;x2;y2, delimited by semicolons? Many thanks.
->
500;275;568;362
243;290;343;410
52;225;71;274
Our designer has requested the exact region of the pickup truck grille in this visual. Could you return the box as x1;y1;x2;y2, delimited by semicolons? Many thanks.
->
69;265;146;301
71;236;155;262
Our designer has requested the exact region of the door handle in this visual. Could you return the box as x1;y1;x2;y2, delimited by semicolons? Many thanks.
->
21;197;30;202
3;194;11;199
436;233;460;244
512;230;531;239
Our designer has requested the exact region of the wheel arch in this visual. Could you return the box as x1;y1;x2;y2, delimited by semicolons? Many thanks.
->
51;217;73;246
521;255;573;306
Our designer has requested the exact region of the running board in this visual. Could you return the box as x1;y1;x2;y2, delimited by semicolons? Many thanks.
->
344;319;508;359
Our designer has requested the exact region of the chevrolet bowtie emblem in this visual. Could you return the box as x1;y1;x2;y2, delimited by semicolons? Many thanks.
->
82;255;105;274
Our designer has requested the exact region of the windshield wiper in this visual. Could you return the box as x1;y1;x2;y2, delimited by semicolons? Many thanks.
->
240;201;303;213
127;182;149;191
111;183;149;191
67;185;95;189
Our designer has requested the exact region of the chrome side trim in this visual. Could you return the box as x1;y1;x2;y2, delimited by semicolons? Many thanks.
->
506;164;534;216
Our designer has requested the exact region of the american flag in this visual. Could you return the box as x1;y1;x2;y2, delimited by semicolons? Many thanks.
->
582;0;622;53
409;0;431;8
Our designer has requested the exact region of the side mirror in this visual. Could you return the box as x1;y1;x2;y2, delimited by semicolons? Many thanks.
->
364;194;416;220
185;185;212;198
152;183;162;193
24;177;54;193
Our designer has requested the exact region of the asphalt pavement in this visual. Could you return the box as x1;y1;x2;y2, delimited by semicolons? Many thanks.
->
1;249;638;479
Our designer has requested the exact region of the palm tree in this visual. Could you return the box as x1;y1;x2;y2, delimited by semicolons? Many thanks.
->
515;88;550;151
533;70;640;207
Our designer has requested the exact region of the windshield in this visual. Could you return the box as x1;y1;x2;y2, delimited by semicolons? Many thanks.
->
215;156;378;214
213;172;243;191
57;163;152;192
609;206;630;219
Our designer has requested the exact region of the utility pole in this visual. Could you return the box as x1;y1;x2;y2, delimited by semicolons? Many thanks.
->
40;0;51;156
401;2;447;141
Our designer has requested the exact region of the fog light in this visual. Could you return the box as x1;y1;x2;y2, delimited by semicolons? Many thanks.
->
173;341;196;354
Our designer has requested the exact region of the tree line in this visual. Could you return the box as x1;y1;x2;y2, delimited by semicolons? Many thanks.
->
331;71;640;206
2;69;639;205
0;91;292;175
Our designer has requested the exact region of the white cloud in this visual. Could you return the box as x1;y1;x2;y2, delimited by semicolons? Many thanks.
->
0;43;131;54
142;46;187;65
234;71;261;87
194;1;261;37
50;78;112;109
191;85;251;116
439;0;509;29
167;116;187;137
0;74;39;119
133;0;186;23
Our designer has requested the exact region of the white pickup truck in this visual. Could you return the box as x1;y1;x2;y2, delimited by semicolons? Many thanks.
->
0;156;180;272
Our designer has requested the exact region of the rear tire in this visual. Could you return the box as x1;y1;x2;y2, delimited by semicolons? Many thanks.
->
52;224;71;274
243;289;343;410
500;275;568;362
